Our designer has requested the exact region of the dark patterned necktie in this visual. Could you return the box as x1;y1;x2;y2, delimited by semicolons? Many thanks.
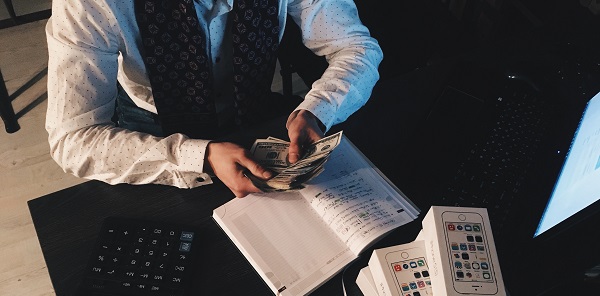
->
230;0;280;126
135;0;279;139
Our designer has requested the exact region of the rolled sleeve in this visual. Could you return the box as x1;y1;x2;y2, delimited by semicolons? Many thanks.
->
287;0;383;129
45;0;214;189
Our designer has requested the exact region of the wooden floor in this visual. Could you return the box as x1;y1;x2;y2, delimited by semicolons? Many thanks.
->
0;18;308;295
0;0;51;21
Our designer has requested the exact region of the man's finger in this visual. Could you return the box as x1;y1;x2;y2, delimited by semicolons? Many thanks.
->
234;171;263;198
288;152;300;164
288;141;301;163
238;157;273;180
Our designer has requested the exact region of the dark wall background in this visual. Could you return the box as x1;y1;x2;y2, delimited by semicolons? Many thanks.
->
281;0;600;86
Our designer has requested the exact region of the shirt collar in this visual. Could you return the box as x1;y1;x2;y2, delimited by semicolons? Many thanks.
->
197;0;233;10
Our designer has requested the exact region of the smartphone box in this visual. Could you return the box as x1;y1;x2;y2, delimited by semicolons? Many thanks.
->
421;206;506;296
356;266;379;296
368;240;433;296
415;230;424;241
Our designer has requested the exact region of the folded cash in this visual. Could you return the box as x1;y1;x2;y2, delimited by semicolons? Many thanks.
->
247;131;343;191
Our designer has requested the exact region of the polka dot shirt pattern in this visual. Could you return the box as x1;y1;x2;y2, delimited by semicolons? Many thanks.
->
45;0;383;189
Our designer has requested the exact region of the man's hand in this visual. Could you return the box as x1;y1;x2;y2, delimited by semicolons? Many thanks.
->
206;142;273;198
286;110;325;163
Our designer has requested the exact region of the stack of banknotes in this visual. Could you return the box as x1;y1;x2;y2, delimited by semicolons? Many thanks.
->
246;131;343;191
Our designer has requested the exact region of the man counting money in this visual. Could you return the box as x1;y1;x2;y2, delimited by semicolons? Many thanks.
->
45;0;382;197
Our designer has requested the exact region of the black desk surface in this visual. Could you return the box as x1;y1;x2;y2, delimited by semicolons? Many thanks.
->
27;61;445;295
29;20;600;295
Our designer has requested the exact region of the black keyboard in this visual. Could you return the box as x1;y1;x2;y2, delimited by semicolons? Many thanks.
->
77;217;199;296
441;82;550;230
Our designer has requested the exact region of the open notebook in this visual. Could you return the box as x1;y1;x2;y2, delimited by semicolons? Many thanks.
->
213;136;420;296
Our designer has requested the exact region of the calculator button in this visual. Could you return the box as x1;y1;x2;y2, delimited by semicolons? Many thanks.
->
173;265;186;272
166;229;177;238
105;228;116;239
149;239;160;247
163;239;175;248
105;268;117;277
137;226;150;236
141;260;153;269
120;281;133;289
95;255;106;264
152;273;166;282
180;231;194;241
179;242;192;252
110;256;121;264
116;230;132;240
114;244;126;254
124;270;136;278
176;253;188;262
155;261;169;271
131;247;143;256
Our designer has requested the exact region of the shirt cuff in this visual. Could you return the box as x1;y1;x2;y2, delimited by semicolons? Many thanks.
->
293;94;337;132
178;138;213;187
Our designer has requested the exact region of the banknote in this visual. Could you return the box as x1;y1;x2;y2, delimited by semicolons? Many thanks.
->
247;131;343;191
250;141;292;171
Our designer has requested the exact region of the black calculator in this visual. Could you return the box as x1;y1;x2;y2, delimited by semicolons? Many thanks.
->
77;216;200;296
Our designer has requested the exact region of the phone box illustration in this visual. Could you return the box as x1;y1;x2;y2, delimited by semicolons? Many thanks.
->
368;240;433;296
421;206;506;295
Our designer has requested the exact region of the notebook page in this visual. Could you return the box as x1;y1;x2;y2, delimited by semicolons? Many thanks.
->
301;137;419;255
213;191;356;296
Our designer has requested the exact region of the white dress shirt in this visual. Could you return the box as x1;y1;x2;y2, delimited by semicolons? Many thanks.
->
45;0;383;188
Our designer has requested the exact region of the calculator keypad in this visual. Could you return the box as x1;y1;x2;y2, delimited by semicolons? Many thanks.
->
78;217;198;296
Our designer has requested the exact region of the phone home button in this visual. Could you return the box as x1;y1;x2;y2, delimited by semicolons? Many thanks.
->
401;252;409;259
458;214;467;221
